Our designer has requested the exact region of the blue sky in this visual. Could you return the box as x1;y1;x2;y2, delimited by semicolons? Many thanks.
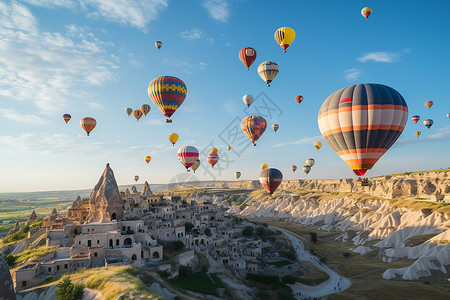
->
0;0;449;192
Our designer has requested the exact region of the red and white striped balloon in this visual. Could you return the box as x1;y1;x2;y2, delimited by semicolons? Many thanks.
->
207;152;219;168
177;146;199;170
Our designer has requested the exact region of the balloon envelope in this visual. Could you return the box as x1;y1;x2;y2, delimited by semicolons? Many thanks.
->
126;108;132;116
447;113;450;118
148;76;187;122
243;94;254;107
239;47;257;70
425;101;433;109
235;171;241;179
257;61;279;87
177;146;199;170
259;168;283;195
303;165;311;175
318;83;408;176
361;7;372;19
210;148;218;154
415;131;421;138
63;114;71;124
155;41;162;50
314;141;322;151
274;27;295;52
145;156;151;164
306;158;315;167
80;117;96;136
207;153;219;167
133;110;143;121
424;119;433;129
134;175;139;182
168;133;179;146
241;116;267;146
191;159;200;173
141;104;151;116
227;146;231;151
296;95;303;104
261;163;268;170
291;165;297;172
412;115;420;124
272;124;279;132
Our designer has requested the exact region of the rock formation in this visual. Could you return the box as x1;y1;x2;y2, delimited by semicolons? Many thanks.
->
25;210;37;226
86;163;123;223
49;208;58;221
125;188;130;194
4;222;20;240
141;181;152;196
131;186;138;194
0;256;16;300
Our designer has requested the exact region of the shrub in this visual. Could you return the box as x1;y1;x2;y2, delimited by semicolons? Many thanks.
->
56;277;84;300
281;275;297;284
204;228;211;236
3;254;16;267
173;240;185;251
243;226;254;237
179;265;193;277
184;222;194;233
343;252;351;259
309;232;318;244
156;270;170;279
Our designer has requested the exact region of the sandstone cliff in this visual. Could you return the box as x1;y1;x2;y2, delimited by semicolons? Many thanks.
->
86;163;123;222
141;181;152;196
4;222;20;240
25;210;37;226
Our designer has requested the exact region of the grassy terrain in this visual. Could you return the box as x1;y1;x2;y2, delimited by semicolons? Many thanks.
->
169;272;221;296
266;259;293;267
14;245;57;265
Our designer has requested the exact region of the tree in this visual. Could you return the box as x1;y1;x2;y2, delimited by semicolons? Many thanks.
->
343;252;351;259
309;232;317;244
3;254;17;267
173;240;185;251
184;222;194;233
56;277;84;300
243;226;254;237
204;228;211;236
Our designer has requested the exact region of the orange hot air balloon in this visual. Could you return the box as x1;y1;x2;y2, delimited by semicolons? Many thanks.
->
207;152;219;168
314;142;322;151
133;110;143;121
415;131;421;138
141;104;151;116
239;47;257;70
145;156;151;164
210;148;218;154
241;116;267;146
227;146;231;151
291;165;297;172
168;133;179;146
361;7;372;19
425;101;433;109
80;117;96;136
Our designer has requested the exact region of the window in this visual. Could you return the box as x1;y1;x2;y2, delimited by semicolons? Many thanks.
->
97;240;100;244
78;241;81;244
94;252;98;257
64;264;68;269
87;229;90;232
22;281;27;287
116;239;119;246
48;267;51;272
92;229;94;232
57;265;60;271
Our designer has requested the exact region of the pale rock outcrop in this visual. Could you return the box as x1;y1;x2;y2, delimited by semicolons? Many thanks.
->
131;186;138;194
141;181;152;196
5;222;20;240
0;256;15;300
25;210;38;226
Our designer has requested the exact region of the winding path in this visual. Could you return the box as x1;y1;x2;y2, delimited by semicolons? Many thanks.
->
274;227;351;299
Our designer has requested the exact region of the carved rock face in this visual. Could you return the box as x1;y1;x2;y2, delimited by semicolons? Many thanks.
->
0;256;15;300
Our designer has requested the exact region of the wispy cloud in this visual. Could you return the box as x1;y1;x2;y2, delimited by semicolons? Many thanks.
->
0;2;117;113
162;58;207;74
180;28;203;40
358;52;400;63
428;125;450;140
343;68;361;82
273;136;323;148
0;108;46;124
22;0;169;30
202;0;230;23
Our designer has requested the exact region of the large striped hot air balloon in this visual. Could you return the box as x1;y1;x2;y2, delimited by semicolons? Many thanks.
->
207;153;219;168
241;116;267;146
259;168;283;195
274;27;295;53
243;94;254;107
424;119;433;129
177;146;199;171
318;83;408;176
148;76;187;123
239;47;257;70
133;110;143;121
257;62;279;87
425;100;433;109
141;104;151;116
411;115;420;124
361;7;372;19
63;114;71;124
80;117;96;136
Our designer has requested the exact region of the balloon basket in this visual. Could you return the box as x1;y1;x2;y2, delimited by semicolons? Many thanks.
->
166;119;172;123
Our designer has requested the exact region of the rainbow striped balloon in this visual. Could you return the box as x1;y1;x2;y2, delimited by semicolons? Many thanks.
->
148;76;187;123
318;83;408;176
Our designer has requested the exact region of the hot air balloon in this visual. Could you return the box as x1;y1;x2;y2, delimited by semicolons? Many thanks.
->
425;100;433;109
227;146;231;151
259;168;283;195
415;131;421;138
291;165;297;173
424;119;433;129
235;171;241;179
148;76;187;123
306;158;315;167
243;94;254;108
261;164;268;170
210;148;218;154
145;156;151;164
361;7;372;19
155;41;162;50
63;114;71;124
296;95;303;104
302;165;311;175
314;142;322;151
134;175;139;182
141;104;151;117
447;113;450;118
191;159;200;173
318;83;408;176
411;115;420;124
126;108;132;116
272;124;279;132
274;27;295;53
168;133;179;146
241;116;267;146
177;146;199;171
80;117;96;136
207;153;219;168
239;47;257;70
133;110;143;121
258;61;279;87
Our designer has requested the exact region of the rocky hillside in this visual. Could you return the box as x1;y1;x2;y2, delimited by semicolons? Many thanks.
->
214;169;450;200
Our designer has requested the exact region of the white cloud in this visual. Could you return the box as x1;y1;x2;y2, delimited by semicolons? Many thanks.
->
0;2;117;113
0;108;46;124
273;136;323;148
21;0;74;8
358;52;400;63
202;0;230;23
343;68;361;82
86;102;103;109
180;28;203;40
428;125;450;140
